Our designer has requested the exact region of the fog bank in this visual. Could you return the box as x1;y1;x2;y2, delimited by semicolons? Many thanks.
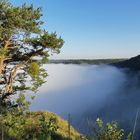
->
30;64;140;135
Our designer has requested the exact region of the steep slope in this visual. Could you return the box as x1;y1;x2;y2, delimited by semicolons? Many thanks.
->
112;55;140;71
30;111;86;140
1;111;86;140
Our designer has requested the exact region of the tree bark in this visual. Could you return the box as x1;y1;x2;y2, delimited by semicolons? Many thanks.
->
5;64;21;93
0;57;4;75
0;40;10;75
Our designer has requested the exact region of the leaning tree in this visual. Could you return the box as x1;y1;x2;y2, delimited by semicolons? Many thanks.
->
0;0;64;111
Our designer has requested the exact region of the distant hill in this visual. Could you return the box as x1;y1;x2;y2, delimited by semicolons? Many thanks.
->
49;59;126;65
112;55;140;71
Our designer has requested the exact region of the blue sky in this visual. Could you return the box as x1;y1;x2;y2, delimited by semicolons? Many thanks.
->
9;0;140;59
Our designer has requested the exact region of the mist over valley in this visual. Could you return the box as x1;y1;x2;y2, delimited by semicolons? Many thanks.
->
30;62;140;136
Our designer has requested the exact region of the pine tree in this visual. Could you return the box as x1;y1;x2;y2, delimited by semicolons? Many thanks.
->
0;0;64;111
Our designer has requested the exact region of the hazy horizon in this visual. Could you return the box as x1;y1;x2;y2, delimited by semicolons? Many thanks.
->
49;57;128;60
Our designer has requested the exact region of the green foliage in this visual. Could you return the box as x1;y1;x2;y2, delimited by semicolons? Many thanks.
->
0;47;8;56
0;0;64;109
16;93;31;113
28;62;40;78
126;133;132;140
0;112;83;140
0;0;43;39
39;114;58;140
3;114;26;139
89;118;132;140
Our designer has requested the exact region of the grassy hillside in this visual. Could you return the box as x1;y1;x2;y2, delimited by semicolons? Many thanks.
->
0;111;86;140
29;111;86;140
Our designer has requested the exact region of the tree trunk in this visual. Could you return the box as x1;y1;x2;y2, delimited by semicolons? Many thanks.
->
5;64;22;94
0;57;4;75
0;40;10;75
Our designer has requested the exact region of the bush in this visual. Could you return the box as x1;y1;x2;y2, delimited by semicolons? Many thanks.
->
89;118;132;140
